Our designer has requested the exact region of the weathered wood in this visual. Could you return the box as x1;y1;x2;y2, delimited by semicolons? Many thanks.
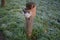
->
0;30;4;40
23;2;36;40
25;17;33;39
1;0;5;7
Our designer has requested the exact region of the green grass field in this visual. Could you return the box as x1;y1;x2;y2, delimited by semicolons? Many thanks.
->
0;0;60;40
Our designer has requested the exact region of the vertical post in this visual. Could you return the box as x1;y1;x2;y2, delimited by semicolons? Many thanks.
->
0;30;4;40
23;2;36;40
1;0;5;7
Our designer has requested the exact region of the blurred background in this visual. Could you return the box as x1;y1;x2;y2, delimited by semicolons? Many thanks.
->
0;0;60;40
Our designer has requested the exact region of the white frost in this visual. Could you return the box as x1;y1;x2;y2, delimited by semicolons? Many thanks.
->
23;12;32;18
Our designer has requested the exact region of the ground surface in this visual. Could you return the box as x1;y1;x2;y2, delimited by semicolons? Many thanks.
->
0;0;60;40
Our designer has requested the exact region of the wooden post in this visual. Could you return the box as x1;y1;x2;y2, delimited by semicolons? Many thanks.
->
25;17;33;39
1;0;5;7
23;2;36;40
0;30;5;40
